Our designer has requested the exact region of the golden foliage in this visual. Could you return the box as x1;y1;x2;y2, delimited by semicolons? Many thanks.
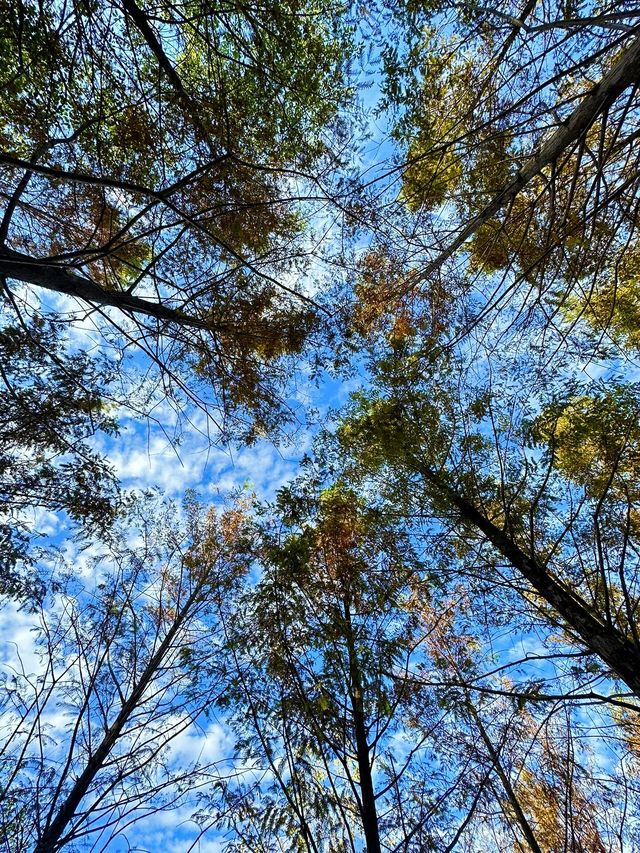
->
352;248;449;343
510;728;608;853
314;485;365;590
565;243;640;350
533;389;640;500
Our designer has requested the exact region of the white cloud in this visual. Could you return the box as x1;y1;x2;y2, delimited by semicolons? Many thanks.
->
167;720;235;768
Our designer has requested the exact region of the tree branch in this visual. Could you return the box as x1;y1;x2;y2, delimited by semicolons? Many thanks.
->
411;30;640;287
420;464;640;698
0;247;212;330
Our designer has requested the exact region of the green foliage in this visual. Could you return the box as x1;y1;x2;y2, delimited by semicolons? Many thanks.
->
3;1;640;849
532;384;640;500
0;316;120;595
399;49;469;211
0;0;355;440
561;243;640;351
338;391;445;470
385;0;640;348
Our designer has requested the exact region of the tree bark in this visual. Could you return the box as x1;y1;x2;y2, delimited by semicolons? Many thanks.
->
120;0;218;154
343;597;382;853
0;247;211;330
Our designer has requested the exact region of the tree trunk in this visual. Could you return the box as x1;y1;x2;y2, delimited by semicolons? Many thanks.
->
0;247;210;329
467;700;543;853
423;467;640;700
343;597;382;853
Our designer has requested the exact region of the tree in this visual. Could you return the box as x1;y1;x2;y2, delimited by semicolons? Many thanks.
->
355;0;640;359
334;330;640;699
0;5;354;419
202;475;465;851
336;4;640;828
0;316;120;593
0;0;356;579
0;493;250;852
340;0;640;691
183;449;640;850
393;585;628;852
4;1;640;850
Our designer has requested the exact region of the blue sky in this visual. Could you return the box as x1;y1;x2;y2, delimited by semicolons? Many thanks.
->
3;6;640;849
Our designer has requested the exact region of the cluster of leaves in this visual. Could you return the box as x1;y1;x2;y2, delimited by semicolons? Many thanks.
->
1;0;357;427
0;313;119;596
376;0;640;360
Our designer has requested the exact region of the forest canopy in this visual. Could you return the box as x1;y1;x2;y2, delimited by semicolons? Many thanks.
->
1;0;640;850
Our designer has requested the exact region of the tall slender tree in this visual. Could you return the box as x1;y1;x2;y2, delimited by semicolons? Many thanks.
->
204;477;449;851
0;494;250;852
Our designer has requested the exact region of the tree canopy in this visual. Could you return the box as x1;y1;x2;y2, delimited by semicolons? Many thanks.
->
2;0;640;850
0;0;354;566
